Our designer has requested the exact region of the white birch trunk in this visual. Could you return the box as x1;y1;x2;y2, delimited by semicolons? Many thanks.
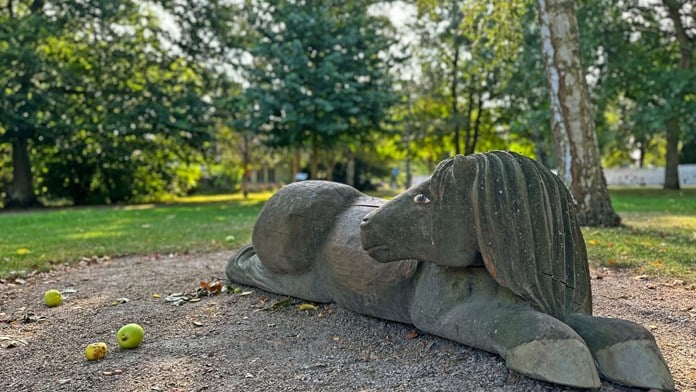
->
536;0;620;226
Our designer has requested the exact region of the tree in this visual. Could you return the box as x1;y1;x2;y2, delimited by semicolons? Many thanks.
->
503;1;555;168
0;0;60;207
660;0;693;189
536;0;621;227
576;0;695;187
1;0;215;206
411;0;524;156
239;0;400;179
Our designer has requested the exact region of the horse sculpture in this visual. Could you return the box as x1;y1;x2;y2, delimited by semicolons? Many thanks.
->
226;151;673;390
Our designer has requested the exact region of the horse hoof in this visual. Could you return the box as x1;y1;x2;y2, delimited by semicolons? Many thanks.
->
506;338;600;389
595;339;674;390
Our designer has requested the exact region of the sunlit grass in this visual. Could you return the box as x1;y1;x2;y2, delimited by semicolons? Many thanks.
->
583;187;696;282
0;193;268;277
171;191;276;205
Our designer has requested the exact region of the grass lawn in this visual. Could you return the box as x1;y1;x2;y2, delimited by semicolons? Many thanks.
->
0;192;271;278
1;187;694;282
583;187;696;281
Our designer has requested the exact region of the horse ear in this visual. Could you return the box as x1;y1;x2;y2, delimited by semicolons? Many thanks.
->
450;154;481;193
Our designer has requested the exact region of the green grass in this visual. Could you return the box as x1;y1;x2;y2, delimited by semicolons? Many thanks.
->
583;187;696;282
1;187;694;283
0;192;270;277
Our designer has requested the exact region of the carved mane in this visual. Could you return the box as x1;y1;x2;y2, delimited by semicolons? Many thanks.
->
430;151;591;319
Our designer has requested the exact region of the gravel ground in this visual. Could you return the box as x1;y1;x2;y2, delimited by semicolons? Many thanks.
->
0;250;694;392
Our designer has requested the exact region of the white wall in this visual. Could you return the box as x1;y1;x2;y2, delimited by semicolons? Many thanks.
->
410;164;696;188
604;165;696;186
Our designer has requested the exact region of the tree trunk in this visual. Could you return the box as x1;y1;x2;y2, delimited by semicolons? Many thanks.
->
661;0;692;190
291;149;300;181
241;134;250;198
345;153;355;187
7;134;40;208
466;92;483;155
405;135;412;189
310;134;319;180
463;89;474;155
664;124;680;189
536;0;620;227
451;45;461;156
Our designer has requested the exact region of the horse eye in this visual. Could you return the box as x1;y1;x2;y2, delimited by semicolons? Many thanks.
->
413;194;431;204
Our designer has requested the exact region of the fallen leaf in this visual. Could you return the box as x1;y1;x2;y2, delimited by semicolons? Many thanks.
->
112;298;130;305
587;240;599;246
208;281;222;293
0;335;28;348
152;293;160;298
22;313;47;323
200;280;222;294
298;303;318;311
405;329;419;340
192;321;203;327
265;297;293;311
15;248;30;255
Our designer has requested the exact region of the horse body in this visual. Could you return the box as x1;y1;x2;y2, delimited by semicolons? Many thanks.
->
228;181;419;322
227;152;674;390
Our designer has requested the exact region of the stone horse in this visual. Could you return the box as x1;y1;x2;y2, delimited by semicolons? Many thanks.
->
226;151;673;390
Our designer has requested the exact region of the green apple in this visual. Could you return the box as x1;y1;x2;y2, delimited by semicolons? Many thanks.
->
116;323;144;349
44;289;62;307
84;342;108;360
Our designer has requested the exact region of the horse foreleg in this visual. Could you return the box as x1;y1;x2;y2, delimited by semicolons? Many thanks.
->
566;313;674;390
226;245;333;303
409;266;600;388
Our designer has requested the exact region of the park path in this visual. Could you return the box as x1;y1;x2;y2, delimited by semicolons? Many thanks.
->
0;251;694;391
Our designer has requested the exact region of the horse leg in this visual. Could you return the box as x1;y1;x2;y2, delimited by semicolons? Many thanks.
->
409;266;600;388
226;245;333;303
565;313;674;390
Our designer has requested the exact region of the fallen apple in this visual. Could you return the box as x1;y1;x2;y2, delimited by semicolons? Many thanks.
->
44;289;62;307
84;342;108;360
116;323;144;349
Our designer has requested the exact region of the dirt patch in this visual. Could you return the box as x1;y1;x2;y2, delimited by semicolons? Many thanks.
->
1;251;694;391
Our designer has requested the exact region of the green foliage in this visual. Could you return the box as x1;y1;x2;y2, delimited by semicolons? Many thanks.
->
576;0;695;166
0;0;218;206
410;0;525;157
239;0;401;176
500;1;555;168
